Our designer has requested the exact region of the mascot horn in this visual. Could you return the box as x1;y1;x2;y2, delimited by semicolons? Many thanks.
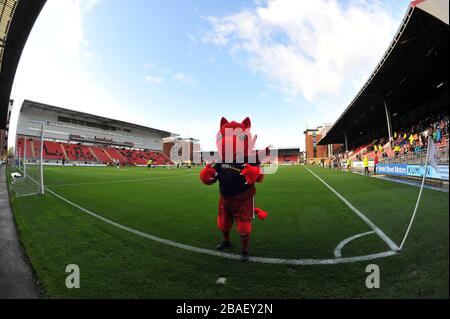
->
199;117;268;261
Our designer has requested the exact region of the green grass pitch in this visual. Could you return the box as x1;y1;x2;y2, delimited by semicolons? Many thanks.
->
7;165;449;298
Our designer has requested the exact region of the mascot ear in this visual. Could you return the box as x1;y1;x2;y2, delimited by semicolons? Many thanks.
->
242;117;251;129
220;117;229;128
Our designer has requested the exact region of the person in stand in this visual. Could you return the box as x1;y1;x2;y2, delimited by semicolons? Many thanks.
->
373;152;379;175
394;143;401;158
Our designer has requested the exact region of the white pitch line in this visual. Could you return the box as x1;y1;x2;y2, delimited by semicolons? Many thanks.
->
18;167;399;265
44;186;398;265
46;174;197;187
334;231;375;258
304;166;399;252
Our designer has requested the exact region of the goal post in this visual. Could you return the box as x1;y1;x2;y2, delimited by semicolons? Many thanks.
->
11;123;45;197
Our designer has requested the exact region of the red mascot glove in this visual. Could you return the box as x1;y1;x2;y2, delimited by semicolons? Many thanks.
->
200;164;217;185
254;208;268;220
241;163;261;185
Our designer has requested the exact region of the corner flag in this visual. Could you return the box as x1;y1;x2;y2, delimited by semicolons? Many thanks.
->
399;135;440;251
427;137;439;172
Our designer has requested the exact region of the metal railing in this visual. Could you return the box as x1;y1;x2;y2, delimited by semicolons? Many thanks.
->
380;144;449;166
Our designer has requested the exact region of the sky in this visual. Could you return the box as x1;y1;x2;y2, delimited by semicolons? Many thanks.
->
9;0;411;151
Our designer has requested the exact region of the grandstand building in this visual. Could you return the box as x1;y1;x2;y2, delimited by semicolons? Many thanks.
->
304;125;343;164
276;147;302;164
16;100;176;166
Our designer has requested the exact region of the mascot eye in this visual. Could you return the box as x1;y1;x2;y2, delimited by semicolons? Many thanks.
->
238;134;248;141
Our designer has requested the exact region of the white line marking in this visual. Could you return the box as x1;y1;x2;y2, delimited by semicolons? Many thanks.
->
334;231;375;258
44;186;398;265
374;175;448;193
17;167;399;265
304;166;399;251
46;174;197;187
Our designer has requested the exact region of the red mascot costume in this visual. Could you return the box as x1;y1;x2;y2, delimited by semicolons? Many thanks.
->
200;117;268;261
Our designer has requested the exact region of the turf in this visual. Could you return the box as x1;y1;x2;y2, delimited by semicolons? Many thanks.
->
7;164;449;298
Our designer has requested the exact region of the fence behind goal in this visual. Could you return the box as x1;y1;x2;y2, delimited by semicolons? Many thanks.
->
11;124;45;197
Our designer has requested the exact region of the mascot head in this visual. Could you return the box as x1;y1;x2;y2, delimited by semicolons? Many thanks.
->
216;117;257;163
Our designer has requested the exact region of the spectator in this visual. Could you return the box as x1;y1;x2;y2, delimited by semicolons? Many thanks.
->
403;146;408;155
414;142;422;154
408;133;414;146
436;126;442;143
363;154;369;175
394;143;401;158
374;152;379;175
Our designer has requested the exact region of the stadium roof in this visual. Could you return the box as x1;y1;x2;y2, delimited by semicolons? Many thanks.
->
319;0;449;146
21;99;175;137
0;0;46;129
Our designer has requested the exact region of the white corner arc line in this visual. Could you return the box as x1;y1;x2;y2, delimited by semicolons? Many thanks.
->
304;166;399;252
44;186;398;265
334;231;375;258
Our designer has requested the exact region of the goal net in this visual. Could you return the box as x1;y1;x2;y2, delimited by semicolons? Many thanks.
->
11;124;45;197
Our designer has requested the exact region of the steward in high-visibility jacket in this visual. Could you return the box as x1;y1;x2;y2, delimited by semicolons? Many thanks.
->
363;155;369;175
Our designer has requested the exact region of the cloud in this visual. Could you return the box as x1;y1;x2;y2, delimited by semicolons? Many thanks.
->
173;72;197;87
144;63;154;70
82;49;97;59
258;91;268;99
145;75;163;84
143;65;196;87
80;0;101;13
204;0;404;108
7;0;120;146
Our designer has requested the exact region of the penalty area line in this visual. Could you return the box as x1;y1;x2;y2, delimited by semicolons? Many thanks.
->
44;186;398;265
304;166;399;252
46;173;197;187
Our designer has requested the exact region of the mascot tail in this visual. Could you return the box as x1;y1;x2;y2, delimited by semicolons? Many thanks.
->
254;208;268;220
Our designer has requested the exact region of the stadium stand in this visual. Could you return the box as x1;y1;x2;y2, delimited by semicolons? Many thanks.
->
43;140;63;160
15;100;177;166
278;155;299;164
63;143;96;162
17;138;176;166
276;148;301;164
90;146;111;164
320;0;449;177
340;114;449;165
105;147;126;165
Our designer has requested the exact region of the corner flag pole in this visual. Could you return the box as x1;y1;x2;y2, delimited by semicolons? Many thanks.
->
398;135;431;251
40;123;45;195
23;137;27;178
